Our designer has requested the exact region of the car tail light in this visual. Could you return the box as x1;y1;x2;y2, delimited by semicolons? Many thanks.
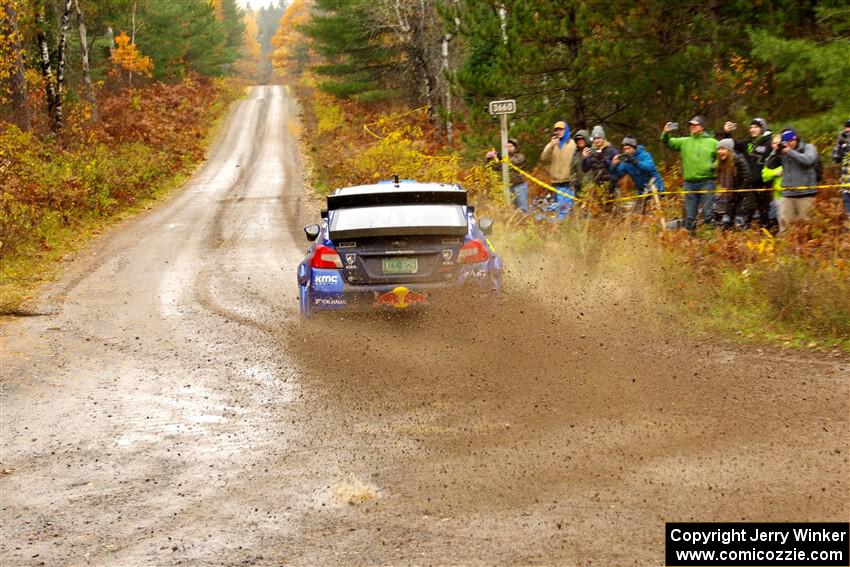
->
458;239;490;264
310;244;343;268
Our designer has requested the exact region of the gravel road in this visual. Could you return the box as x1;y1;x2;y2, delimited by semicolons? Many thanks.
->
1;86;847;566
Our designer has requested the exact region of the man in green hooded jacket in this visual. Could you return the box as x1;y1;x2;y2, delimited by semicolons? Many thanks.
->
661;116;718;231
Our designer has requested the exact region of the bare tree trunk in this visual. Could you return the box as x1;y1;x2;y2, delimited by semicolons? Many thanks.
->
106;25;115;54
498;4;507;45
74;0;98;121
35;7;59;129
35;0;72;132
128;0;136;86
2;0;30;130
54;0;72;130
442;33;452;145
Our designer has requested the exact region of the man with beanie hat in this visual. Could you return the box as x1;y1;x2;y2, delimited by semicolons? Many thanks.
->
540;120;578;219
662;116;718;231
720;117;774;226
486;138;528;213
611;136;665;208
582;125;619;199
766;128;820;231
571;129;593;197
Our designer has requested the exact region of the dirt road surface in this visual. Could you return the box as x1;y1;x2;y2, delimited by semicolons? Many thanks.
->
2;86;848;566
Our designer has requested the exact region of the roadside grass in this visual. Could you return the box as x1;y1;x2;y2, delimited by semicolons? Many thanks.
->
493;218;850;353
0;79;245;314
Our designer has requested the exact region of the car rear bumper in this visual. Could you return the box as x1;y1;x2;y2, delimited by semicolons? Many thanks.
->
304;277;499;313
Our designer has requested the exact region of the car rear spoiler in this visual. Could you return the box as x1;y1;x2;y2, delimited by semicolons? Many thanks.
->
328;224;469;240
327;189;468;211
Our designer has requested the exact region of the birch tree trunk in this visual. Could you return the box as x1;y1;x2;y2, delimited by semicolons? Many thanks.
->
74;0;98;121
128;0;136;86
35;0;72;132
442;33;452;145
106;26;115;55
2;0;30;131
54;0;73;130
35;7;59;129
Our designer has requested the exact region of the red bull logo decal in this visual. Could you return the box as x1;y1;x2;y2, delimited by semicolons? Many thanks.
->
373;286;428;309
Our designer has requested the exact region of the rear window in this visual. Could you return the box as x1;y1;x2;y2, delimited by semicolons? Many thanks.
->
328;204;468;239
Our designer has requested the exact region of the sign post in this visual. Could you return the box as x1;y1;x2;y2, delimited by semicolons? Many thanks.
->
488;99;516;204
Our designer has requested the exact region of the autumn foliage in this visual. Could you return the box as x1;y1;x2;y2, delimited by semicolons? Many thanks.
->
109;32;154;83
271;0;312;76
0;77;242;271
0;1;24;106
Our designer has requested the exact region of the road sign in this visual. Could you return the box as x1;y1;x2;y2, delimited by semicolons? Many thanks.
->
488;99;516;115
488;100;517;203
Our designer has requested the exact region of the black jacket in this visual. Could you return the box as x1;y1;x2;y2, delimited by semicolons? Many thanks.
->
719;130;773;187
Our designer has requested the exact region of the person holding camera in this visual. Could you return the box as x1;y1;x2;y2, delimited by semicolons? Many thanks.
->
540;120;578;219
832;120;850;221
765;128;819;231
719;117;774;226
611;136;665;209
661;116;718;232
486;139;528;213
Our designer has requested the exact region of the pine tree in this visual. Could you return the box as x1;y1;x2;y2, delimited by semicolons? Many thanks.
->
219;0;246;54
749;0;850;132
135;0;234;80
303;0;403;101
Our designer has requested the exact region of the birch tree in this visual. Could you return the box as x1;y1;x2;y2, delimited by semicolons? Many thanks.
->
35;0;73;132
73;0;97;121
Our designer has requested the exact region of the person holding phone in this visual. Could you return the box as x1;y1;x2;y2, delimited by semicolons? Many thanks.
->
719;117;774;227
486;139;528;213
540;120;578;219
581;125;619;200
661;116;718;232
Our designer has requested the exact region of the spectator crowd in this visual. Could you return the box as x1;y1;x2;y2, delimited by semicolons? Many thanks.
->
487;117;850;233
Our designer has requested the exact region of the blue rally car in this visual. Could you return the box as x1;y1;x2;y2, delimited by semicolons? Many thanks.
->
297;180;501;318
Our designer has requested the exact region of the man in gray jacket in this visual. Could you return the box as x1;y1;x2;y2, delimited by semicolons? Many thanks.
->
766;128;819;231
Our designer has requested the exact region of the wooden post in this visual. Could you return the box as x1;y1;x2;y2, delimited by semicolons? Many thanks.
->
500;113;510;205
651;179;666;230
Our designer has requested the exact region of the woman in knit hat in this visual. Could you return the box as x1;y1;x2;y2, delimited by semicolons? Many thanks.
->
715;138;753;228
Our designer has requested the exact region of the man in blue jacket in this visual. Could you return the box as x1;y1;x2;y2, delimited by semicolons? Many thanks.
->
611;137;665;212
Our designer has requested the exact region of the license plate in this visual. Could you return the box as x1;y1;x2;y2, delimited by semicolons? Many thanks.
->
382;257;418;274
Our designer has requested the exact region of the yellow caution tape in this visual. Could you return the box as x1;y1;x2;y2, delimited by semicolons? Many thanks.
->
363;106;429;140
501;157;583;202
600;183;849;205
497;154;846;206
